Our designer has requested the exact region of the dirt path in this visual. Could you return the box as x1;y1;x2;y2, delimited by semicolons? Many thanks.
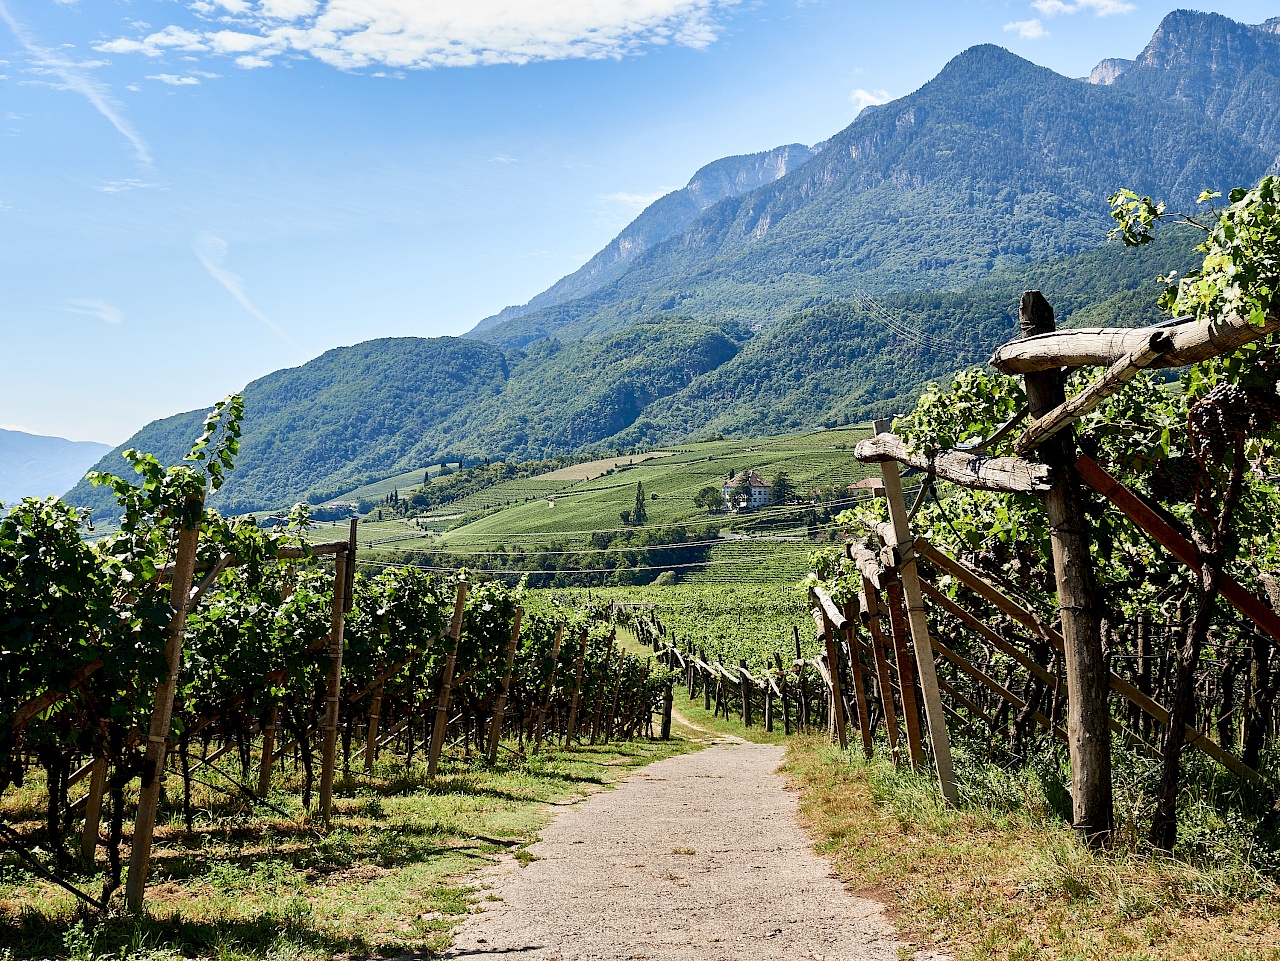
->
445;739;898;960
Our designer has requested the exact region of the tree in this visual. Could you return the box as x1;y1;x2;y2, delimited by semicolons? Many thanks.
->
731;473;752;511
632;481;649;526
772;470;795;505
694;486;725;512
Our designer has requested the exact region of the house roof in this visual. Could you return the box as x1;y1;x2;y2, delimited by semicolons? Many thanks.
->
724;470;771;487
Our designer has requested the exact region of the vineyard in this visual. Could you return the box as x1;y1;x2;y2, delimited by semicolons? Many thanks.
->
0;401;676;933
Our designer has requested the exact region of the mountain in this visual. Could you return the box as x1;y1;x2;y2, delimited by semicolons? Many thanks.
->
1099;10;1280;163
0;430;110;504
469;143;814;335
468;41;1269;350
65;319;740;518
65;11;1277;517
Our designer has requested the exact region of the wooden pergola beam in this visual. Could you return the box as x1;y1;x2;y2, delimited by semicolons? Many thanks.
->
855;432;1052;494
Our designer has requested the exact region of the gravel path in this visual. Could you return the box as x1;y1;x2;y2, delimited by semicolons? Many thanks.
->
445;737;899;961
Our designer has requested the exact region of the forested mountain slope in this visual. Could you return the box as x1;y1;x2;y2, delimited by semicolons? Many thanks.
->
471;39;1269;349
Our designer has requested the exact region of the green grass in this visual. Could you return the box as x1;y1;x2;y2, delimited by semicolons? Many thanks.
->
0;739;691;960
432;425;873;547
325;464;457;507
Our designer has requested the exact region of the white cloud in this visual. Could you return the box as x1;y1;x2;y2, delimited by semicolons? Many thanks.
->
95;178;157;192
194;233;302;352
600;190;670;214
850;87;891;111
1032;0;1135;16
61;299;123;325
489;154;517;163
1003;18;1048;39
148;73;201;85
0;1;152;164
95;0;739;71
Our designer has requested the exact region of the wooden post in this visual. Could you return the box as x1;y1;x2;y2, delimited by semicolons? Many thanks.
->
844;602;875;758
739;661;752;727
534;624;564;753
863;580;902;766
428;580;469;778
363;687;382;772
563;636;588;746
884;572;925;768
318;523;355;829
258;704;278;794
660;683;673;740
125;493;204;911
80;756;108;864
764;683;774;733
874;418;958;804
1017;292;1113;842
487;607;523;762
776;653;791;735
589;642;614;744
816;608;848;750
605;652;625;742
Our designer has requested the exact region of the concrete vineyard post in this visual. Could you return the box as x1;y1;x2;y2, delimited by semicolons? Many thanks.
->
364;688;382;772
125;493;204;911
258;704;278;794
487;607;523;762
1018;292;1113;843
874;418;958;805
429;580;469;778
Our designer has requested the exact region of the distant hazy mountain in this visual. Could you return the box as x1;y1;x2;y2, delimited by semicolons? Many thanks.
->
470;38;1269;349
67;10;1279;516
0;430;110;504
469;143;814;335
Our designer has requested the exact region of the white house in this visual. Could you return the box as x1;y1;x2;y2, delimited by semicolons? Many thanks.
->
722;470;773;511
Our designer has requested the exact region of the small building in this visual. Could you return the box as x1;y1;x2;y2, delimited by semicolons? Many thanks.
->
722;470;773;511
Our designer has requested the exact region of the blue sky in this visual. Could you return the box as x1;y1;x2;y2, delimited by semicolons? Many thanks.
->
1;0;1276;444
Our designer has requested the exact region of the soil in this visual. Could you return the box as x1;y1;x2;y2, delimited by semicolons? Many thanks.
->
445;736;899;960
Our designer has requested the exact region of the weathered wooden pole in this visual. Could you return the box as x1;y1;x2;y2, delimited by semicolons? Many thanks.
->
739;660;752;727
363;687;382;772
563;635;588;746
1017;291;1113;843
487;607;523;762
874;420;958;804
258;704;278;793
318;521;356;828
428;580;469;778
816;607;849;750
534;624;564;753
80;756;108;864
844;601;875;759
125;493;204;911
862;580;903;766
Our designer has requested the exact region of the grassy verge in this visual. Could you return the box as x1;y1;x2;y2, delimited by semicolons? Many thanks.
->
783;737;1280;961
0;739;690;961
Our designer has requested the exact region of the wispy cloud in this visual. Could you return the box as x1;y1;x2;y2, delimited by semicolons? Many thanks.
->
1031;0;1135;16
0;0;152;165
95;0;740;71
194;233;301;352
1004;18;1048;39
60;299;124;325
850;88;892;111
600;190;669;213
489;154;518;164
95;178;157;193
147;73;201;85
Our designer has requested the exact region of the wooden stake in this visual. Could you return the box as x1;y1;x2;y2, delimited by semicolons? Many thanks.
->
843;602;874;759
862;580;902;766
258;704;278;794
563;636;587;746
80;756;107;864
318;528;354;829
874;419;958;805
815;607;848;750
363;688;382;772
533;624;564;754
883;576;924;767
125;494;204;911
1016;292;1112;842
487;608;523;762
428;580;469;778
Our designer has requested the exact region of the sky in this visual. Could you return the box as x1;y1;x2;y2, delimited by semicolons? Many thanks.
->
1;0;1277;444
